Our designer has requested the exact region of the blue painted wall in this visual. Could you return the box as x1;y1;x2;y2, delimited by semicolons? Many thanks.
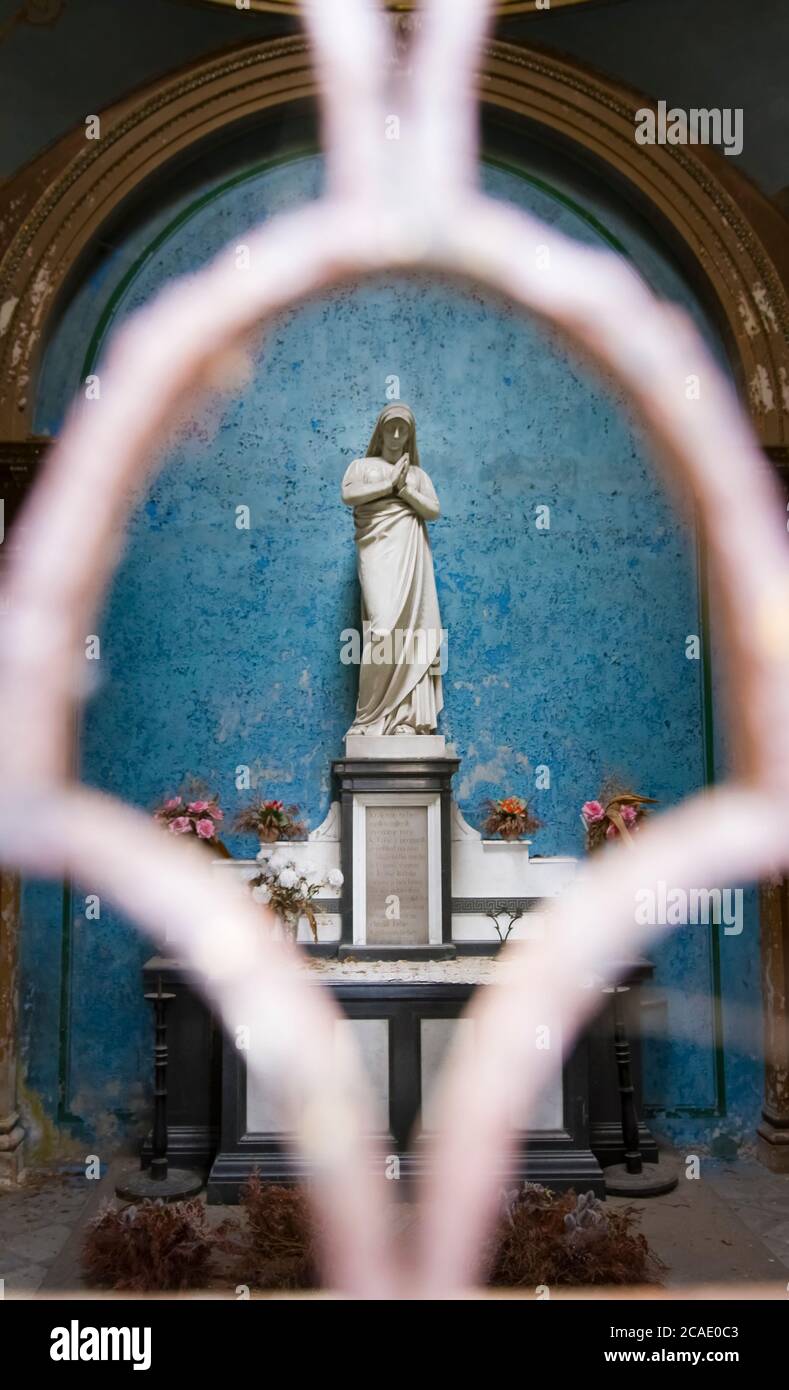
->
19;151;762;1156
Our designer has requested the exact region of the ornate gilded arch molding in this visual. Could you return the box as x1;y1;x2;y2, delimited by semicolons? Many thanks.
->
0;34;787;444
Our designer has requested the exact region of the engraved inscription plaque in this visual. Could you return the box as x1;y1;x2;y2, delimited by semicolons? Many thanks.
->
365;804;429;945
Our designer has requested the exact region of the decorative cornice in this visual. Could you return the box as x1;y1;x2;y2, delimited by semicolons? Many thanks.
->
1;35;787;443
452;897;544;913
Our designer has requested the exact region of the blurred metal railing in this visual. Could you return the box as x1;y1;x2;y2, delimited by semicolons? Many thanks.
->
1;0;787;1297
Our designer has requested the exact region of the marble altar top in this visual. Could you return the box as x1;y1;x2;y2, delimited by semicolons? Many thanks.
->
304;956;505;984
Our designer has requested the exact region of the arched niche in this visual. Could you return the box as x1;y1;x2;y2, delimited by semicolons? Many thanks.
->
0;36;787;444
1;32;785;1167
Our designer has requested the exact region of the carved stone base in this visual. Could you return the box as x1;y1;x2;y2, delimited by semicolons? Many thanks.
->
759;877;789;1170
757;1117;789;1172
0;1111;25;1185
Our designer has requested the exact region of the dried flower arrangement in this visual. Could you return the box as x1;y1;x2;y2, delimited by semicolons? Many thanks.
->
81;1180;662;1294
154;779;230;856
481;794;541;842
81;1184;318;1294
486;1183;664;1288
581;779;657;853
232;1176;319;1291
234;797;306;844
249;848;343;942
82;1199;219;1292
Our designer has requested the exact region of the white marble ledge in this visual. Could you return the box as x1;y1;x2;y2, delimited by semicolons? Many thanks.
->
344;734;447;760
210;851;339;889
453;842;578;898
212;846;580;901
303;957;513;985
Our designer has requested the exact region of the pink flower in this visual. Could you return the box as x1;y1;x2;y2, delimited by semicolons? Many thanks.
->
169;816;192;834
619;804;637;826
206;804;223;820
164;797;182;810
188;800;210;813
582;800;605;824
195;818;216;839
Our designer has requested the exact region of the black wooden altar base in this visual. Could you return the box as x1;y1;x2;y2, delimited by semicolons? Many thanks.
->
141;956;657;1193
205;980;604;1202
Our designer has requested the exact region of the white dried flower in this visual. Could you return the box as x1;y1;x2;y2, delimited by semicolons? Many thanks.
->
252;884;272;904
327;868;344;889
278;868;298;889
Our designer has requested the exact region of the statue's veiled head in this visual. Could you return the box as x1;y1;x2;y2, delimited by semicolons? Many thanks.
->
366;403;420;469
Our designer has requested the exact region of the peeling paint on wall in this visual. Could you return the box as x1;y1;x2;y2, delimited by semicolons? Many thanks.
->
0;295;18;337
750;363;775;413
752;283;779;335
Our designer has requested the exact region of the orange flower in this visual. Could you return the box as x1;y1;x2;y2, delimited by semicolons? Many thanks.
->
500;796;525;815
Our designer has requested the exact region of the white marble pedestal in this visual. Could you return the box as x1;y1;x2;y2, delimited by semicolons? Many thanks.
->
210;797;579;950
345;734;446;760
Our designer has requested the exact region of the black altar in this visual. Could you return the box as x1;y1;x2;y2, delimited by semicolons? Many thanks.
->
140;953;656;1201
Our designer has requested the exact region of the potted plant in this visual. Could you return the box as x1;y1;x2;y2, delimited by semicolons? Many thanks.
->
481;794;541;842
234;798;306;846
249;850;344;943
154;789;231;857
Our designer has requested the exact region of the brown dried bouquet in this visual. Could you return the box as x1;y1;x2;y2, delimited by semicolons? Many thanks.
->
234;797;306;844
83;1199;218;1292
487;1183;664;1288
233;1176;320;1291
481;794;541;842
581;779;657;853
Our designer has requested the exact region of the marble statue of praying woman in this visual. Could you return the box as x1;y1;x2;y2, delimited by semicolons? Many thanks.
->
342;403;444;736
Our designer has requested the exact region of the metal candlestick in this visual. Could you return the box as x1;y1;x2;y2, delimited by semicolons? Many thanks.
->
603;985;678;1197
116;976;202;1202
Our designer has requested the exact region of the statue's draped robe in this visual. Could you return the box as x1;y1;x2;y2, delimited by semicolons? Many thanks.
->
342;456;443;735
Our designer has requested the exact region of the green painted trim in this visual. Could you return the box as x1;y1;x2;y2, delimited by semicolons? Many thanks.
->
80;146;319;383
697;528;718;789
56;877;79;1126
57;874;85;1129
57;712;84;1129
696;517;727;1118
483;154;632;261
642;520;726;1124
81;149;633;384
